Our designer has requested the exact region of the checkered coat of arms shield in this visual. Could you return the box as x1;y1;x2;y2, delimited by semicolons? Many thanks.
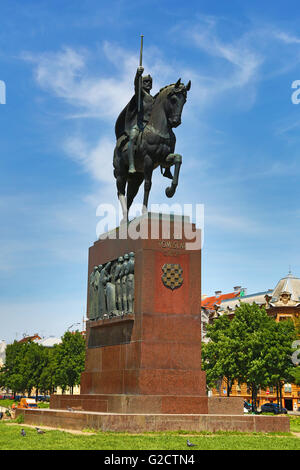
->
161;263;183;290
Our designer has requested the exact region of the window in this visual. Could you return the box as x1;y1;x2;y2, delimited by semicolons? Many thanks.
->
284;384;292;393
279;316;292;322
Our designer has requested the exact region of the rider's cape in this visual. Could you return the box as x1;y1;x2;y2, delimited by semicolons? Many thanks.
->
115;95;138;140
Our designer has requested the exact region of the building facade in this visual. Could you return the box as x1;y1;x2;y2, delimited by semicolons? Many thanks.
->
202;273;300;411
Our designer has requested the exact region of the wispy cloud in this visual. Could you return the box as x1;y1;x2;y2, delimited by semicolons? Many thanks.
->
192;25;263;89
22;45;133;120
170;15;300;111
169;15;264;109
273;31;300;45
63;134;115;184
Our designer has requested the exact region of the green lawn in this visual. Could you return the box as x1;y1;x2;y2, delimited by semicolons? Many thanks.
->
290;415;300;433
0;421;299;450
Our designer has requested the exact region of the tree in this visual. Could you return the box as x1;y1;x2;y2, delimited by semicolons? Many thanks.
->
202;303;298;412
0;331;86;397
229;303;297;411
202;315;239;397
263;319;297;410
0;341;28;397
54;331;85;394
39;347;58;395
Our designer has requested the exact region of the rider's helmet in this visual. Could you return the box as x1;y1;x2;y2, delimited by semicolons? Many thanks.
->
142;75;152;91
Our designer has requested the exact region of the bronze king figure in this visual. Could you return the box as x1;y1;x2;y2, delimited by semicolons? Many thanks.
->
113;35;191;221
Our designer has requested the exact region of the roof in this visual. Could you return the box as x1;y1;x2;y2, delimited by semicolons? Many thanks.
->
271;272;300;303
219;290;273;312
18;334;41;344
204;272;300;316
35;337;62;347
202;291;241;310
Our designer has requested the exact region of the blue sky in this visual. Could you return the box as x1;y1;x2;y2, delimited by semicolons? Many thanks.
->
1;0;300;342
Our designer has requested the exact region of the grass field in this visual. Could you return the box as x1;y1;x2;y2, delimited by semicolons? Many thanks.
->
0;420;299;450
290;415;300;432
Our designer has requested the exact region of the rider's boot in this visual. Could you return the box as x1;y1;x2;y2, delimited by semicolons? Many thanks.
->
128;138;136;174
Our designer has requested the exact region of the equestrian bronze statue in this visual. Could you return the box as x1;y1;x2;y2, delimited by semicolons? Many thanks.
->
113;39;191;221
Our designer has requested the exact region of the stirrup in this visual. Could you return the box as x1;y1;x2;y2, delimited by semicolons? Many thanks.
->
163;168;173;179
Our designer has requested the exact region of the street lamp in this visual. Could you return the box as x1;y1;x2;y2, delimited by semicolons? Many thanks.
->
67;322;81;332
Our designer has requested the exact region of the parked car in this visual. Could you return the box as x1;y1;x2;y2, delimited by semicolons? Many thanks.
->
244;401;252;411
261;403;287;414
17;398;37;409
36;395;50;402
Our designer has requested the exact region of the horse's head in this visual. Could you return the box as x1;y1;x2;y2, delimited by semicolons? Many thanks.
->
165;78;191;128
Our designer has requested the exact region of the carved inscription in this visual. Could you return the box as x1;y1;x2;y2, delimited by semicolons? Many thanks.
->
159;240;185;249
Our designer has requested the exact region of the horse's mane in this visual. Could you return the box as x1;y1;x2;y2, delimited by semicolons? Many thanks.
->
153;84;176;101
153;82;187;102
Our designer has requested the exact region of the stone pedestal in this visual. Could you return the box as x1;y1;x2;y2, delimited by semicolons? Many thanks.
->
77;213;207;413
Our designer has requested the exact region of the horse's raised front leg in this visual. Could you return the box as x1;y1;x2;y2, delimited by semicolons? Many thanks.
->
142;155;154;213
119;193;128;224
165;153;182;198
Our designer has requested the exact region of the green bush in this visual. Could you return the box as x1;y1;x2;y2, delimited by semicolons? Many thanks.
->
37;402;49;409
0;399;17;409
14;414;24;424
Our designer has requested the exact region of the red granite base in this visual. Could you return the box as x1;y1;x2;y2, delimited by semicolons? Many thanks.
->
16;408;290;434
50;393;244;415
50;394;208;414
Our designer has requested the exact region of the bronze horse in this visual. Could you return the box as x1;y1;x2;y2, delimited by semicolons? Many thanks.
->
113;78;191;221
